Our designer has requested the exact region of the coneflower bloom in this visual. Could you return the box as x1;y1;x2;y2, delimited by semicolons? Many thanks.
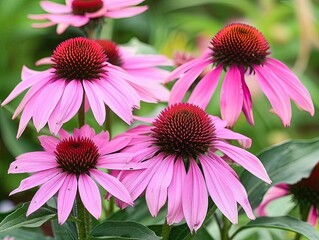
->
29;0;148;34
8;124;140;224
112;103;271;232
1;37;140;137
167;23;314;127
257;162;319;226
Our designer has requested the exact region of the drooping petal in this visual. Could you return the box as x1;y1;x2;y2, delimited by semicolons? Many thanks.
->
107;0;146;9
241;74;254;125
27;172;67;216
78;174;101;220
182;159;208;232
167;158;186;225
57;23;69;35
220;65;244;127
256;184;290;216
90;169;133;205
188;65;223;110
38;135;59;153
145;156;174;216
57;174;77;224
214;140;271;183
40;1;71;14
35;57;53;66
214;127;252;148
307;205;318;226
105;6;148;18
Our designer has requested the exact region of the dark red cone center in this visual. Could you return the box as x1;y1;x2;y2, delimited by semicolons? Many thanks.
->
95;40;123;66
72;0;104;15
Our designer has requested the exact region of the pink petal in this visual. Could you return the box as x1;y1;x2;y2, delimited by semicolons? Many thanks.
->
92;130;109;147
182;159;208;232
188;65;223;110
214;140;271;184
27;172;67;216
265;58;314;116
21;66;41;80
38;135;59;153
96;153;145;170
46;14;89;26
166;57;202;83
307;205;318;226
83;81;106;126
10;168;61;195
220;65;243;127
35;57;53;66
74;124;96;138
254;65;291;127
107;0;146;9
104;6;148;18
31;22;57;29
78;174;101;220
40;1;71;14
241;73;254;125
167;158;186;225
16;99;34;138
56;23;69;34
99;136;132;155
90;169;133;205
256;184;290;216
58;128;70;139
214;128;252;149
169;60;210;105
57;174;77;224
146;156;174;216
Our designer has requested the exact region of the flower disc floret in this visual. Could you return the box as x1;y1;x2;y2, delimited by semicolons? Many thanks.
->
52;37;107;80
211;23;270;70
72;0;104;15
152;103;215;159
95;40;123;66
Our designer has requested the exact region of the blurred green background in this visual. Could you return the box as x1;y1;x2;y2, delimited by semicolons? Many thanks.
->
0;0;318;223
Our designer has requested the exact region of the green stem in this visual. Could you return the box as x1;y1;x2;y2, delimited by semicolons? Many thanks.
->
221;215;230;240
294;205;310;240
161;220;172;240
78;94;85;127
76;195;86;240
104;106;112;135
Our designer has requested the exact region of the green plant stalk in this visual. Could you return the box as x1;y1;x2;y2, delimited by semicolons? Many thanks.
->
161;220;172;240
76;195;87;240
221;215;231;240
294;205;310;240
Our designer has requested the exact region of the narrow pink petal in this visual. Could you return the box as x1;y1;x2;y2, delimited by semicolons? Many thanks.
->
57;23;69;34
78;174;101;219
28;14;51;20
166;57;202;83
27;172;67;216
307;205;318;226
74;124;95;138
200;155;238;223
38;135;59;153
1;70;52;106
241;72;254;125
220;66;244;127
105;6;148;18
58;128;70;139
85;7;107;18
96;154;146;170
21;66;41;80
35;57;53;66
40;1;71;14
10;168;61;195
99;136;132;154
90;169;133;205
215;128;252;149
107;0;145;9
46;14;89;26
265;58;314;116
214;140;271;183
169;60;210;105
92;131;109;147
188;65;223;110
182;159;208;232
133;115;155;123
126;68;171;84
254;65;291;127
16;94;37;138
33;80;65;132
167;158;186;225
256;184;290;216
57;174;77;224
146;156;174;216
83;81;106;126
48;101;63;135
9;152;57;173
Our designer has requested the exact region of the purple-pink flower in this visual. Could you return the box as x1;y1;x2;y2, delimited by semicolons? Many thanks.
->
167;23;314;127
111;103;271;232
257;162;319;226
8;124;143;224
29;0;148;34
1;37;142;137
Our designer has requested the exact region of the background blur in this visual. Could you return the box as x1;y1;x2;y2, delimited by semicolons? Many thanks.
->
0;0;318;223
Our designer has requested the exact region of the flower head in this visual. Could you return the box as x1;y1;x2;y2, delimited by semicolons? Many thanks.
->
29;0;148;34
257;162;319;226
1;37;141;137
167;23;314;127
112;103;271;232
8;124;142;224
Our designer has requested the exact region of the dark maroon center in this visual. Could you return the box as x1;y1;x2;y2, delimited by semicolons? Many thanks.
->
95;40;123;66
72;0;104;15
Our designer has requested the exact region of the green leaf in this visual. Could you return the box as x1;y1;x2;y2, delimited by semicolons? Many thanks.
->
0;228;52;240
0;203;56;233
232;216;319;240
241;138;319;209
90;221;161;240
51;219;78;240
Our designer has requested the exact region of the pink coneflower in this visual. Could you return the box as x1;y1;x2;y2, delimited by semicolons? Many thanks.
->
257;162;319;226
29;0;148;34
112;103;271;232
167;23;314;127
8;124;140;224
1;37;140;137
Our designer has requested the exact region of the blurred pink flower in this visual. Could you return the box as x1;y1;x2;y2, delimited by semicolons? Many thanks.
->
29;0;148;34
167;23;314;127
257;162;319;226
8;124;141;224
112;103;271;232
1;37;141;137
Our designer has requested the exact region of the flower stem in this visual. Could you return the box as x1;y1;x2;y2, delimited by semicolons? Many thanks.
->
294;205;310;240
161;220;172;240
221;215;230;240
76;195;87;240
78;94;85;127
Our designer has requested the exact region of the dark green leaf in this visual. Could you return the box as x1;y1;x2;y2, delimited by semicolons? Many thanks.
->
0;203;56;232
90;221;161;240
233;216;319;240
51;219;77;240
241;138;319;209
0;228;52;240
